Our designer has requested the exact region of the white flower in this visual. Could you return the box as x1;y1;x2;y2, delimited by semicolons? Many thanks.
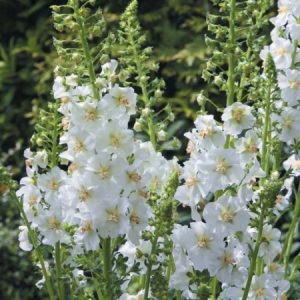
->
95;121;133;157
276;279;290;300
278;69;300;105
69;99;105;130
174;158;207;207
269;38;293;70
170;247;194;298
127;195;152;244
197;149;245;193
37;167;66;202
18;226;33;251
60;127;95;162
86;152;127;185
102;84;137;117
219;287;243;300
270;0;294;26
187;221;223;273
74;214;100;251
273;107;300;144
211;239;249;285
222;103;255;136
258;225;282;263
287;15;300;40
34;207;70;246
53;76;69;99
248;274;277;300
95;196;129;238
185;115;225;150
236;130;260;159
203;195;250;237
283;154;300;176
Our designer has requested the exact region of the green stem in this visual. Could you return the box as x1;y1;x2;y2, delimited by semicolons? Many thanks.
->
283;192;300;275
210;277;218;300
291;40;298;69
226;0;236;107
55;242;65;300
175;291;182;300
73;0;100;100
11;192;56;300
261;80;272;173
103;238;113;300
143;234;159;300
242;206;265;300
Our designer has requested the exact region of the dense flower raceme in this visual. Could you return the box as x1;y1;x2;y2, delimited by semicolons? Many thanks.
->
170;1;300;299
17;60;177;283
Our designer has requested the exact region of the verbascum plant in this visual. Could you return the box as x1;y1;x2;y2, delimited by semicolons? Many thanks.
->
9;0;300;299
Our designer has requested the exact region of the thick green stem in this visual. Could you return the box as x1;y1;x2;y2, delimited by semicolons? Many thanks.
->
103;238;113;300
11;192;55;300
261;81;272;173
291;40;298;69
143;234;159;300
73;0;100;100
55;242;65;300
210;277;218;300
283;192;300;275
242;207;265;300
226;0;236;107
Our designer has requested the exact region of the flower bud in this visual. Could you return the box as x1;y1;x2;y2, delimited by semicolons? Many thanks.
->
157;130;166;142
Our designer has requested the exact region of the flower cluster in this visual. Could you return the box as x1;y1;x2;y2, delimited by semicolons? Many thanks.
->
170;1;300;299
17;59;176;270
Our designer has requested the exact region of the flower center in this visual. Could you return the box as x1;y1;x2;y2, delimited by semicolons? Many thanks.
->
185;175;198;187
74;139;86;153
216;158;231;174
199;126;213;138
84;108;97;121
289;80;300;90
48;216;60;230
281;294;288;300
98;166;111;179
276;47;287;57
127;171;141;182
197;235;210;248
222;253;234;266
278;5;289;15
275;195;283;205
130;212;140;225
245;141;257;154
186;141;195;154
48;179;60;191
292;160;300;169
231;107;245;123
117;95;129;107
106;208;120;223
283;116;293;129
79;187;91;202
29;194;38;207
255;288;265;297
221;208;235;223
269;262;279;273
110;134;121;148
60;96;70;105
81;221;93;233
